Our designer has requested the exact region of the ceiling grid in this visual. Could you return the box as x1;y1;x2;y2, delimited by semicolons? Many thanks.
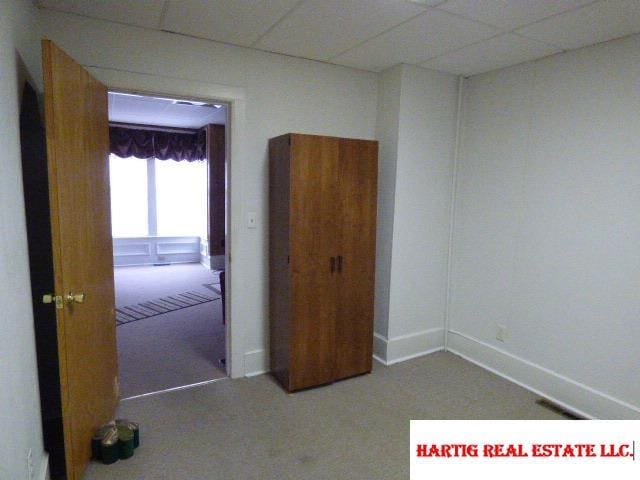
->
36;0;640;76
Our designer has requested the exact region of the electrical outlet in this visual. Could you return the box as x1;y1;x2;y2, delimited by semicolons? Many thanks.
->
27;448;34;480
496;325;508;342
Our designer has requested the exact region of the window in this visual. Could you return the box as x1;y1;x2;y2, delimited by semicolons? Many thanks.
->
155;159;208;236
109;155;148;237
109;154;207;238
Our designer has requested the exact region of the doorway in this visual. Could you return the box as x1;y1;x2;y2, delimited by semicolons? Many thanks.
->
23;42;243;478
107;92;229;398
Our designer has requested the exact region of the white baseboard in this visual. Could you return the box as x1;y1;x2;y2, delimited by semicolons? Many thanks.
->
200;254;211;269
447;330;640;419
38;452;49;480
244;349;268;377
113;236;201;266
373;328;444;366
200;254;225;270
372;354;386;366
373;332;387;364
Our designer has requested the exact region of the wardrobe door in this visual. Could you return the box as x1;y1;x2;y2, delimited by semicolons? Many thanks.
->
334;139;378;380
289;134;340;390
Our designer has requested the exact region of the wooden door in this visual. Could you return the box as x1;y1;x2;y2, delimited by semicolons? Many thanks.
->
42;40;118;480
334;139;378;380
289;134;339;390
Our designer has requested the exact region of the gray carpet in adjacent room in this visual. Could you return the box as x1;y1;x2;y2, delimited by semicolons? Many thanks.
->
85;352;565;480
114;264;226;398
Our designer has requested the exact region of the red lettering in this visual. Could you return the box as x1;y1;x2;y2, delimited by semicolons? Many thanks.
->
506;444;527;457
416;444;429;457
601;444;633;458
416;444;481;458
461;444;479;457
484;444;528;457
532;444;562;456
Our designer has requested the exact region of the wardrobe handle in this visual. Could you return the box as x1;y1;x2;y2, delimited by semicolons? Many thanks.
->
330;256;336;273
337;255;343;273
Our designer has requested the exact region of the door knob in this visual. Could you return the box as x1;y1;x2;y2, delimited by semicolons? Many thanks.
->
66;292;86;304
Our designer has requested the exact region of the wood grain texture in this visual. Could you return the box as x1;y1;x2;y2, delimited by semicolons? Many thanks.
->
268;133;378;392
207;124;226;256
269;134;291;388
334;139;378;380
289;134;339;391
43;40;118;480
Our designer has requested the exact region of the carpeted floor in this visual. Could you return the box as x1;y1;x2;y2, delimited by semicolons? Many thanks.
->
116;290;217;325
114;264;226;398
84;352;565;480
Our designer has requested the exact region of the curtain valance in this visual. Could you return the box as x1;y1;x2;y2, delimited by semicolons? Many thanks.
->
109;126;206;161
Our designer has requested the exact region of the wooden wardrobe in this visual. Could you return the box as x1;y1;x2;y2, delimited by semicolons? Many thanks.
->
269;133;378;392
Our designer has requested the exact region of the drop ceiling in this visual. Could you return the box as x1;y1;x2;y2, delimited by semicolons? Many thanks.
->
108;92;227;129
37;0;640;76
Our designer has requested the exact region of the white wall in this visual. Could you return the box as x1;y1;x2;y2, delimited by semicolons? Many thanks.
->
374;64;459;364
39;9;378;376
0;0;48;478
373;65;401;342
23;2;639;428
448;34;640;418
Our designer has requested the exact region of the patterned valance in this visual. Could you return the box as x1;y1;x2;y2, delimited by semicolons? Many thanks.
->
109;126;206;161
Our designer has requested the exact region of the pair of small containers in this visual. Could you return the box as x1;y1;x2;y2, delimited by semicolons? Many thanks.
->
92;419;140;464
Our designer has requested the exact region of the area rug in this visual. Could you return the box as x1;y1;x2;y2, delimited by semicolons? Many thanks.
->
116;290;220;325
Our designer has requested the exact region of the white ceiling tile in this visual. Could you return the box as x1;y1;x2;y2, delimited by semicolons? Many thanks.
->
39;0;638;76
516;0;640;50
421;33;561;76
332;9;499;71
36;0;166;29
437;0;595;31
255;0;430;61
161;0;300;47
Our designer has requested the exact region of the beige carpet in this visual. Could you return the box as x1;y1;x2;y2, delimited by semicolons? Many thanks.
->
85;352;565;480
114;264;226;398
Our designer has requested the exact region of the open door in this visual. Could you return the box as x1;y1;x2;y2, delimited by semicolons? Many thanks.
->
42;40;118;480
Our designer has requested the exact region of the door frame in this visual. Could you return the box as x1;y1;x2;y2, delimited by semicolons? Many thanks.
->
90;66;247;378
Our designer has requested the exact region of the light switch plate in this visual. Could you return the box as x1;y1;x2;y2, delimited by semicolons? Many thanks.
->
247;212;257;229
